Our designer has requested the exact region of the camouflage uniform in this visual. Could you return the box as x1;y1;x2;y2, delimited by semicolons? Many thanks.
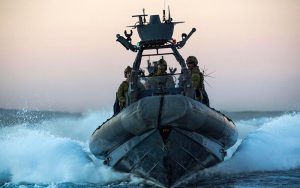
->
186;56;207;103
154;58;168;76
190;66;204;91
153;58;175;88
116;66;132;110
117;81;129;109
154;69;167;76
189;66;204;101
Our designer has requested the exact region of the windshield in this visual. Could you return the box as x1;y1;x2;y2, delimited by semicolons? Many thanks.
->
136;74;183;98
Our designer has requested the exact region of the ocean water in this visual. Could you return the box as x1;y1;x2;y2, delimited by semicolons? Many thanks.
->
0;109;299;187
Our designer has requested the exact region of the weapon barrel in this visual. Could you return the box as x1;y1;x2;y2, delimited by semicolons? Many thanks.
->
176;28;196;48
185;28;196;41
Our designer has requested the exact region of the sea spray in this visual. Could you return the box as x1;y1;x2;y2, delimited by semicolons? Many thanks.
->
36;110;112;142
175;112;300;187
0;111;128;185
1;110;299;187
229;112;300;171
192;112;300;179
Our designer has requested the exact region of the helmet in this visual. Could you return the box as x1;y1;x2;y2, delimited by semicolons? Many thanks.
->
186;56;198;65
124;66;132;77
157;58;167;67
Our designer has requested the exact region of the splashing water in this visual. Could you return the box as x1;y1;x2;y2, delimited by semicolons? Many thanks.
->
218;112;300;173
0;110;299;187
0;111;135;186
177;112;300;187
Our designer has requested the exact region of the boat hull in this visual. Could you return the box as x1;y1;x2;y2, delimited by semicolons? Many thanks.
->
89;95;238;186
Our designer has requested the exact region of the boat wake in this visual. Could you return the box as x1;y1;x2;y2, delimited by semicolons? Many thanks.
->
215;112;300;173
0;111;142;186
0;111;299;186
177;112;300;186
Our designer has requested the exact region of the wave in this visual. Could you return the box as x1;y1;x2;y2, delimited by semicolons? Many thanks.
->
0;110;299;185
0;111;133;185
195;112;300;178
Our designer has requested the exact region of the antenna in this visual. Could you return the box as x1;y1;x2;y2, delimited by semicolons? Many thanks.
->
168;6;172;22
143;8;146;23
163;0;166;21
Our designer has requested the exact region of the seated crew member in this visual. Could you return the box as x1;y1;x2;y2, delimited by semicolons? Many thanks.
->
154;58;175;88
154;58;168;76
186;56;210;106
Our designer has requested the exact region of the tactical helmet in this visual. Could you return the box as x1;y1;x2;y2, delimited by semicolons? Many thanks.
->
124;66;132;77
186;56;198;65
157;58;167;67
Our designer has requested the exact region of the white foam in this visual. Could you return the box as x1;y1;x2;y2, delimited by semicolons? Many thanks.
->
1;111;299;185
224;116;269;159
0;111;128;184
33;110;112;142
208;112;300;174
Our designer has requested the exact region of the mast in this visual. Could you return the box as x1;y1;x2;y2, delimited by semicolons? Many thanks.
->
116;9;196;104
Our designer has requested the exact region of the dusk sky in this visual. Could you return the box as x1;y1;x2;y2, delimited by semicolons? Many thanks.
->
1;0;299;112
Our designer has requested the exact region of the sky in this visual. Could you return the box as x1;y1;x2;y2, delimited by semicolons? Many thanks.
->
0;0;300;112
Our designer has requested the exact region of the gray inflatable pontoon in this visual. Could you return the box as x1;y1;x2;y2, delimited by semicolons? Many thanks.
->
90;95;237;186
89;11;238;187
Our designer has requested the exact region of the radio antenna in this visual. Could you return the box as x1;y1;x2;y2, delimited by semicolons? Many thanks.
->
168;5;171;22
163;0;166;21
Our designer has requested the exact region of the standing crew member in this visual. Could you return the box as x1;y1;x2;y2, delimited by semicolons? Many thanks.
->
186;56;210;106
116;66;132;110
